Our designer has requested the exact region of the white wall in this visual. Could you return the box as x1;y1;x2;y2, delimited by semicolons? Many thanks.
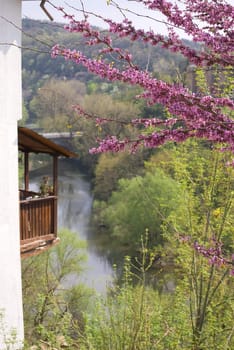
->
0;0;24;348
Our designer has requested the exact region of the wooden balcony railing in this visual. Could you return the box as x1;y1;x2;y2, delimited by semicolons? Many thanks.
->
20;190;59;258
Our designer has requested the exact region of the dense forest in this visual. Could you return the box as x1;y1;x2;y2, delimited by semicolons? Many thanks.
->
19;18;234;350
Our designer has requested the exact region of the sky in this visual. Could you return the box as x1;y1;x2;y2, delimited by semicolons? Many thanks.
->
22;0;180;37
21;0;234;40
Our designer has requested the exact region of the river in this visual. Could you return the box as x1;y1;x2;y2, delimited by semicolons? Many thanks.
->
31;160;114;294
31;159;175;294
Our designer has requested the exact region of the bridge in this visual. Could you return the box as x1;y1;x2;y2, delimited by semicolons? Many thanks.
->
40;131;83;139
37;131;83;153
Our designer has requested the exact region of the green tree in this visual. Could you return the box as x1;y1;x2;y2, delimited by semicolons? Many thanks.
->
72;93;141;175
22;229;93;346
93;151;147;201
152;141;234;350
97;168;182;251
29;79;86;132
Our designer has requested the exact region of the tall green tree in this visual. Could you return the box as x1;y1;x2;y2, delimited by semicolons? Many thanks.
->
148;141;234;350
97;168;182;250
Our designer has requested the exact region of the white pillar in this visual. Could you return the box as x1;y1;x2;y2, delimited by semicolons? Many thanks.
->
0;1;24;348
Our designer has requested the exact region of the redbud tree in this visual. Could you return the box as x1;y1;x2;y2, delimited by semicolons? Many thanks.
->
48;0;234;274
48;0;233;156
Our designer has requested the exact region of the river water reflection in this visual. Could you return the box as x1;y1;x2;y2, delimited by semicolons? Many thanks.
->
31;160;114;294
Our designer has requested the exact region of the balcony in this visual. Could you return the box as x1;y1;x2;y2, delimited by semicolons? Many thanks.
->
20;190;58;257
18;127;77;258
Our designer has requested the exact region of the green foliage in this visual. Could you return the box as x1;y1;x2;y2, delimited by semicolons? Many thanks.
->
78;240;166;350
90;141;234;350
153;141;234;349
96;169;182;250
19;142;233;349
93;151;147;201
82;93;140;137
77;232;234;350
72;93;141;175
168;245;234;350
29;78;86;131
195;65;234;99
20;19;234;347
22;229;93;346
22;18;188;106
152;141;234;248
80;284;161;350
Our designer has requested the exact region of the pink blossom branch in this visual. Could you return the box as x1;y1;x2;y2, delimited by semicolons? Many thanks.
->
194;240;234;275
73;105;131;125
105;18;233;67
48;1;137;68
51;45;234;153
142;0;234;56
49;1;234;155
50;1;234;66
178;235;234;275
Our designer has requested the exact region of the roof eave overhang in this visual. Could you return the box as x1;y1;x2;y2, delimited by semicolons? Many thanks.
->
18;127;78;158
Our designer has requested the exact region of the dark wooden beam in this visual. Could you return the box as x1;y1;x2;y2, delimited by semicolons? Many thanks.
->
24;151;29;191
53;155;58;196
53;155;58;236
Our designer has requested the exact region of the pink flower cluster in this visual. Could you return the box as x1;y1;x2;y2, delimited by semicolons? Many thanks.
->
51;0;234;154
56;8;136;68
194;240;234;275
54;0;234;67
106;18;233;67
142;0;234;66
177;234;234;275
89;136;126;154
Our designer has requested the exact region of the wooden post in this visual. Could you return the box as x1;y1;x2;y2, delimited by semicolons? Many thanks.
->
24;151;29;191
53;155;58;235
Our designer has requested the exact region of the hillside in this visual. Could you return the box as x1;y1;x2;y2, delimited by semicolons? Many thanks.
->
22;18;189;106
